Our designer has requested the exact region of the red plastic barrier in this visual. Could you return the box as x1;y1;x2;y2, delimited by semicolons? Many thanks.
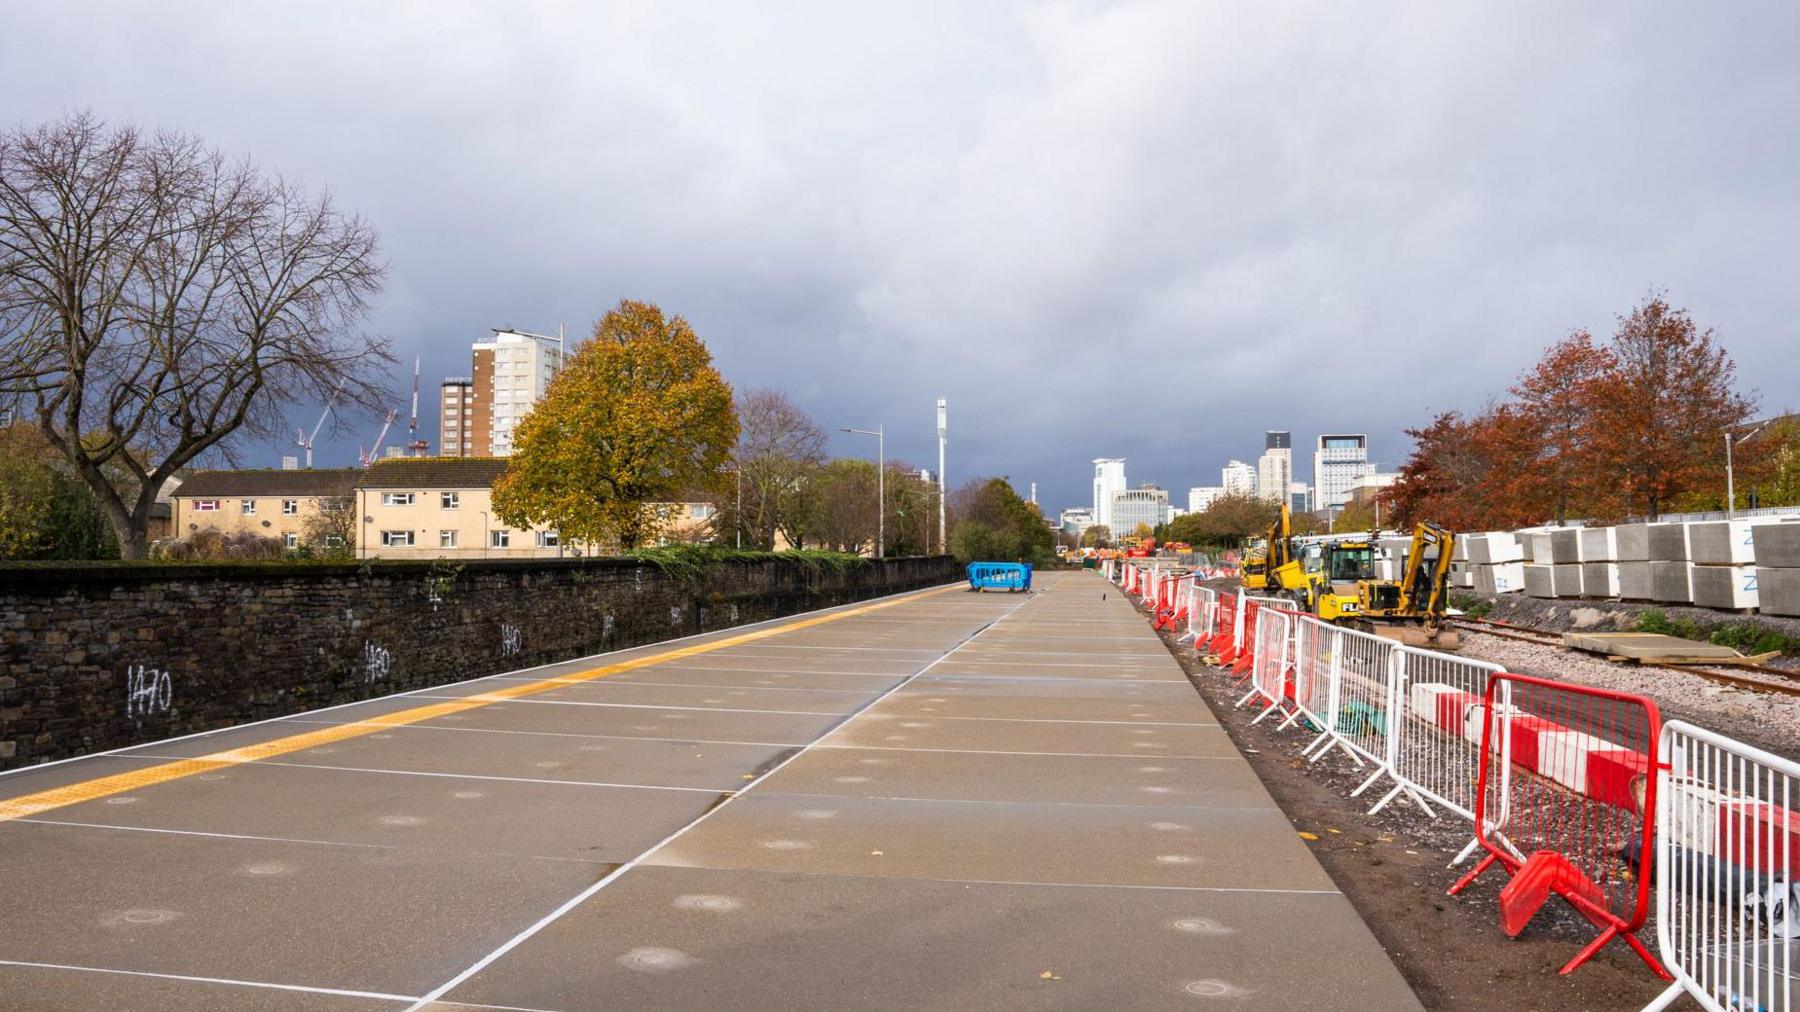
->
1448;673;1668;979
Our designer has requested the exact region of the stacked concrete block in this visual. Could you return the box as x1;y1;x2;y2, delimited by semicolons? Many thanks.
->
1647;523;1692;604
1753;523;1800;617
1553;563;1584;597
1651;560;1693;604
1451;559;1474;589
1525;564;1555;598
1579;527;1618;562
1615;525;1650;563
1620;561;1655;601
1469;531;1525;564
1690;565;1758;610
1581;562;1621;598
1474;562;1526;594
1549;528;1584;565
1689;519;1764;610
1524;530;1555;566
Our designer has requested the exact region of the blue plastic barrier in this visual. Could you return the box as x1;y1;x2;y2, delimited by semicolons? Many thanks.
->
967;562;1032;592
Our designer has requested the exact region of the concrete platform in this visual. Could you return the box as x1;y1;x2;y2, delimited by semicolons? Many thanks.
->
0;573;1420;1011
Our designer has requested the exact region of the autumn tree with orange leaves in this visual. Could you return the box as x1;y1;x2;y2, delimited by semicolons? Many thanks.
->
1381;293;1757;530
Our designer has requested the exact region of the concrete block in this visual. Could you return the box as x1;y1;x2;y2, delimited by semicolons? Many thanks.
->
1581;562;1620;599
1688;520;1762;566
1471;531;1524;564
1752;524;1800;569
1619;561;1654;601
1453;536;1469;562
1615;525;1650;562
1690;565;1758;610
1649;523;1690;562
1475;561;1525;595
1378;537;1411;562
1579;527;1618;562
1553;563;1584;597
1525;564;1555;598
1758;567;1800;616
1525;531;1555;565
1461;534;1487;565
1550;529;1584;564
1453;561;1474;588
1651;560;1692;603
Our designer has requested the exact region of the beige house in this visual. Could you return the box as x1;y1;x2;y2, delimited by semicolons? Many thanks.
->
355;457;563;559
171;457;719;558
168;468;358;550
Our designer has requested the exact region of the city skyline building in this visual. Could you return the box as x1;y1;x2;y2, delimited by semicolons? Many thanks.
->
1188;485;1225;512
1092;457;1126;531
438;378;474;456
1108;485;1167;537
1257;431;1292;504
1221;459;1256;497
1314;433;1372;510
444;328;567;458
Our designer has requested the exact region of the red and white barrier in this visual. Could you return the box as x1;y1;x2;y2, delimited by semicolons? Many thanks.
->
1645;720;1800;1012
1450;673;1667;978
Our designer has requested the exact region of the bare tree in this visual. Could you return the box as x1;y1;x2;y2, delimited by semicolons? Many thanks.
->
0;114;390;558
733;389;826;550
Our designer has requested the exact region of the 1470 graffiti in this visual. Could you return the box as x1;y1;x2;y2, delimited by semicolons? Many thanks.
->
124;664;173;718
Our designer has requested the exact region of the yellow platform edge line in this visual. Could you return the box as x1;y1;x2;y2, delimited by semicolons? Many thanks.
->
0;584;958;823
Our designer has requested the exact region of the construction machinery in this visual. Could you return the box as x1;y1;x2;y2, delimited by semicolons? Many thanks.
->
1244;503;1312;594
1305;522;1460;649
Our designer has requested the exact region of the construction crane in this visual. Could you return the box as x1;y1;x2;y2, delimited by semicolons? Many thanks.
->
293;385;341;468
403;356;429;456
359;409;399;467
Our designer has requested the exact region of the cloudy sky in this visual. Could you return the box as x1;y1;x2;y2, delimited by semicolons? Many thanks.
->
7;2;1796;511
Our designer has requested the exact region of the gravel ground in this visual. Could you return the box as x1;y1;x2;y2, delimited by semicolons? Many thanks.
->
1457;630;1800;762
1464;591;1800;672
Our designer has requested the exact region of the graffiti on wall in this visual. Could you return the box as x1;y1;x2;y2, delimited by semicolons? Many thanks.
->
364;640;392;683
500;623;522;657
124;664;173;719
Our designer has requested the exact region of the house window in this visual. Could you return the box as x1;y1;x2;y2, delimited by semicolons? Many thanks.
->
382;530;415;547
240;499;256;515
440;530;458;549
536;530;559;548
381;493;415;506
283;532;298;548
490;530;510;549
689;504;712;519
325;534;345;548
440;492;460;509
194;499;219;512
281;499;298;516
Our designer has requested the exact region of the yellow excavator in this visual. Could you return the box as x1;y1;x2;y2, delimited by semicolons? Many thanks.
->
1242;504;1308;592
1308;522;1460;650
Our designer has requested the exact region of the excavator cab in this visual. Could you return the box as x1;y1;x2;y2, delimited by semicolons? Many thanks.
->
1357;522;1460;650
1311;539;1377;621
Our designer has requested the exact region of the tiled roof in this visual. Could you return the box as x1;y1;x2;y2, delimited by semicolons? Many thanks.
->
174;468;358;498
357;457;511;489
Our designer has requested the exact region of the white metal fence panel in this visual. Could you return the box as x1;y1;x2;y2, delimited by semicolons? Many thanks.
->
1243;606;1293;722
1382;646;1509;822
1322;625;1399;771
1291;617;1337;731
1647;720;1798;1012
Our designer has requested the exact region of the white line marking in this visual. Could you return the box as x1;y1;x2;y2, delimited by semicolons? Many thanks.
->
11;817;614;866
680;864;1343;897
754;791;1280;813
812;744;1233;760
0;959;418;1002
656;663;915;677
401;592;1037;1012
932;658;1173;670
0;582;959;783
120;756;730;793
861;713;1219;727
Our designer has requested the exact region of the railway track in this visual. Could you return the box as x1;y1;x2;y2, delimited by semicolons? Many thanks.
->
1448;616;1800;698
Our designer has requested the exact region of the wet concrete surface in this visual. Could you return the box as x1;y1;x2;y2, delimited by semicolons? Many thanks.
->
0;573;1420;1010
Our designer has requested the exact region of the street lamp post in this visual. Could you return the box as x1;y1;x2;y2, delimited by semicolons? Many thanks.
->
937;398;947;556
841;425;884;559
1726;420;1773;520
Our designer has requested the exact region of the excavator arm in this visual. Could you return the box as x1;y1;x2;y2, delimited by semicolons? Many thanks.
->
1396;522;1455;625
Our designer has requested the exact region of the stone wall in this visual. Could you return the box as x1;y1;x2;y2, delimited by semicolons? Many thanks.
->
0;555;958;769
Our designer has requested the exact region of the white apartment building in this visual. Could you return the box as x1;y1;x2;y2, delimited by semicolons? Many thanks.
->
1221;460;1256;497
1109;486;1168;537
1289;481;1314;514
473;329;566;457
1092;458;1126;531
1059;507;1096;537
1314;434;1371;510
1257;431;1292;504
1188;485;1225;512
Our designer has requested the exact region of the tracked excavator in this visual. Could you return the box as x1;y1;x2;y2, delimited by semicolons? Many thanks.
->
1307;522;1460;650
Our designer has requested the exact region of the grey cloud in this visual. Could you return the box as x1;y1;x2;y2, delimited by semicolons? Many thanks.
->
5;1;1795;508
